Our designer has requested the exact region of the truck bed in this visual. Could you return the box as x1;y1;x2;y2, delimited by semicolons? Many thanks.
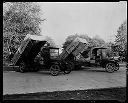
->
59;37;88;60
11;39;46;66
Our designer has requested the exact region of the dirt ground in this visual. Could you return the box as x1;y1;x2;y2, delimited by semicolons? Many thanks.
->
3;66;126;95
3;87;126;102
3;62;127;102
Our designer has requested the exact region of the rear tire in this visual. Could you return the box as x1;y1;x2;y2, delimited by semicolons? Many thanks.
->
114;63;119;71
64;62;73;74
19;61;26;73
114;65;119;71
50;64;60;76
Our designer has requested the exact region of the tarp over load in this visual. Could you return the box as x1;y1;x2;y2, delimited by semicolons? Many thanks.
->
12;34;49;66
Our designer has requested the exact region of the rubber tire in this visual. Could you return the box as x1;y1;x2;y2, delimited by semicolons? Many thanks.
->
114;66;119;71
114;63;119;71
19;61;26;73
64;62;72;74
105;63;115;73
50;64;60;76
69;62;75;70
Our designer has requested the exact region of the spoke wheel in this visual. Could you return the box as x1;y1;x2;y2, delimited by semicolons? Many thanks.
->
50;64;60;76
19;61;26;73
105;63;115;73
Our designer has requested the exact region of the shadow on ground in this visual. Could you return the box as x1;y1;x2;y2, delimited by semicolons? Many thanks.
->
3;87;126;102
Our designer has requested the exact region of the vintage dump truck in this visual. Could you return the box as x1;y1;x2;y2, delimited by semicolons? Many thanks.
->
11;34;88;76
11;34;119;75
64;45;120;73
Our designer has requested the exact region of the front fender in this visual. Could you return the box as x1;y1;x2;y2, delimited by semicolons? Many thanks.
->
100;59;116;68
101;61;119;68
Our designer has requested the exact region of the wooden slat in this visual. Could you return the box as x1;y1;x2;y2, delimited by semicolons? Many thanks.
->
18;39;30;54
72;43;87;56
66;41;79;54
11;51;21;65
11;39;31;65
59;50;69;59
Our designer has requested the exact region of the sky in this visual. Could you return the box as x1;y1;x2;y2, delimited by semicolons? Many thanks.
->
37;2;127;47
4;2;127;47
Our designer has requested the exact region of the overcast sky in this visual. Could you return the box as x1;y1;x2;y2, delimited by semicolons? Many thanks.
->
38;2;126;46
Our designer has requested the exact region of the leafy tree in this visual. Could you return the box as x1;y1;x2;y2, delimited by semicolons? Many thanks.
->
115;20;127;51
62;34;93;49
62;34;105;49
3;2;44;35
115;20;127;61
104;42;116;57
3;2;45;60
45;36;57;47
92;35;105;47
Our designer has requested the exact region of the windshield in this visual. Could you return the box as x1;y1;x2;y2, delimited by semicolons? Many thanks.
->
101;49;107;59
97;49;110;59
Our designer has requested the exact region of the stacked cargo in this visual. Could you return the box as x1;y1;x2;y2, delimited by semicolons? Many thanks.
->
65;39;80;54
11;51;21;65
59;50;69;59
59;37;88;60
72;42;87;56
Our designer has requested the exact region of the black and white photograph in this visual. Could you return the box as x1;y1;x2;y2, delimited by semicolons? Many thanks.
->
3;2;127;101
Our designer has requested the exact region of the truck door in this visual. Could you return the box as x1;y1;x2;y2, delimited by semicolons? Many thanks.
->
90;49;97;64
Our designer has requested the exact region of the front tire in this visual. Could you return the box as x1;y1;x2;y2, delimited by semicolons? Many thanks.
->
105;63;115;73
50;64;60;76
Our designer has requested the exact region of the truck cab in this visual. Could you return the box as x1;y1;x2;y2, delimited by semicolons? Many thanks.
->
81;47;120;72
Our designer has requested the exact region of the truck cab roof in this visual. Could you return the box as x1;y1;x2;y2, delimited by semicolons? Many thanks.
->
24;34;48;42
92;47;107;50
